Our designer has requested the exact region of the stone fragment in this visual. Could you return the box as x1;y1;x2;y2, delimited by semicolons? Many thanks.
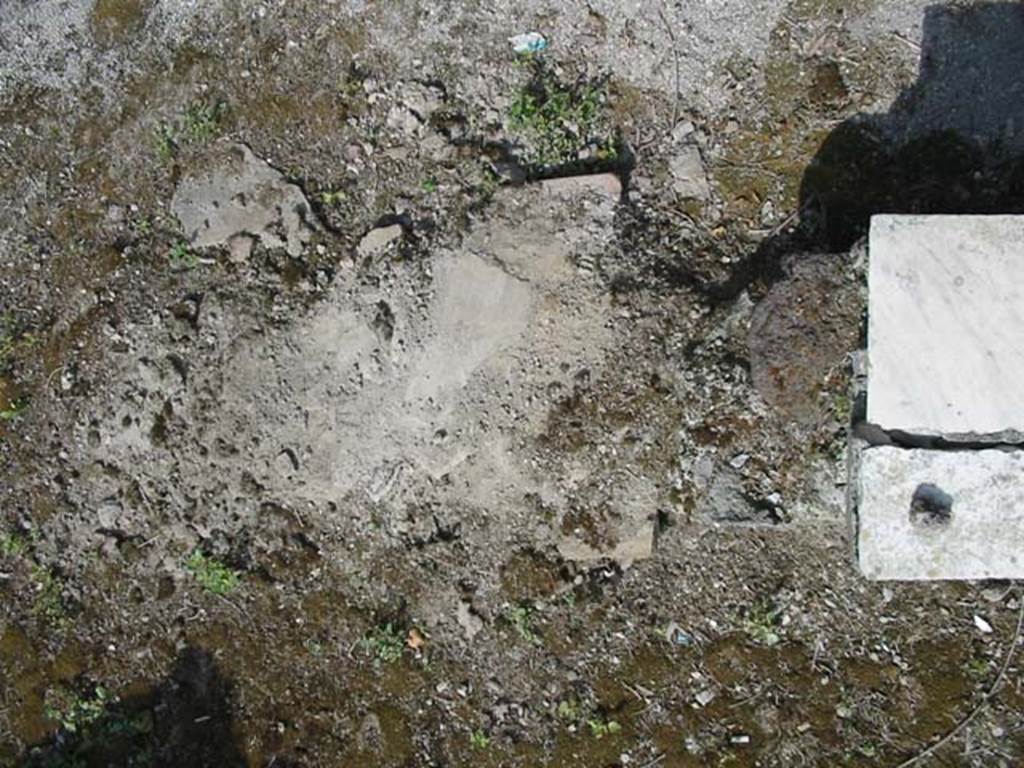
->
539;173;622;199
356;224;403;259
456;600;483;640
227;234;254;263
857;446;1024;580
695;689;716;707
171;143;318;258
669;144;711;201
749;254;861;425
556;518;654;567
385;105;421;135
867;215;1024;440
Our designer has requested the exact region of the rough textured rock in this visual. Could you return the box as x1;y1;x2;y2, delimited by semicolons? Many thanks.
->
749;253;862;425
669;144;711;201
858;446;1024;580
867;215;1024;440
539;173;622;199
556;519;654;566
356;223;404;258
171;143;319;258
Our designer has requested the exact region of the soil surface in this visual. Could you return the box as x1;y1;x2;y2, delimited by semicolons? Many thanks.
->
2;1;1024;767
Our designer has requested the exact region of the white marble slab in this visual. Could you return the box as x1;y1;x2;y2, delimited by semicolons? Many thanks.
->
858;446;1024;580
867;215;1024;440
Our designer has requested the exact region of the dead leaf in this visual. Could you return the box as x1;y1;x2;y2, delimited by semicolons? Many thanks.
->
407;627;426;650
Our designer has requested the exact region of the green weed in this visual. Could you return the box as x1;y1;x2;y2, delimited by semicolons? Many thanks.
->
966;656;990;679
0;531;26;557
507;62;615;168
470;730;490;750
45;687;111;735
31;565;67;627
167;241;198;270
743;598;783;647
183;100;227;141
0;314;16;368
556;699;581;721
0;396;28;421
833;391;851;424
38;685;154;767
154;123;176;163
504;603;539;644
153;99;225;162
320;189;345;206
0;313;39;372
856;743;878;759
303;637;324;657
587;718;622;739
360;622;406;664
184;550;240;595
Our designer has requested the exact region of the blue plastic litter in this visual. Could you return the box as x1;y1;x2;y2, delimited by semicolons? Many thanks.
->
509;32;548;54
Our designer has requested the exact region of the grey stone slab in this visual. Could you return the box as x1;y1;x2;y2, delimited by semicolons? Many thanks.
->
172;143;318;258
669;144;711;201
858;446;1024;580
867;214;1024;440
539;173;622;199
357;224;403;258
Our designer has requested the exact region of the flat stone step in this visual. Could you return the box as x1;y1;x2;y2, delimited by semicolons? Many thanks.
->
858;446;1024;580
867;214;1024;442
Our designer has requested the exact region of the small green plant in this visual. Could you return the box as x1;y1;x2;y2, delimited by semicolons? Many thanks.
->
154;122;176;162
183;100;227;141
0;531;25;557
587;718;622;739
0;313;39;372
0;396;28;421
966;656;990;679
505;603;539;644
833;391;852;424
168;241;198;270
743;598;782;647
507;61;615;168
856;743;878;759
361;622;405;664
44;686;111;734
31;565;67;626
185;550;239;595
0;313;16;367
470;729;490;750
303;637;324;657
556;699;581;721
320;189;345;206
154;100;225;161
421;177;438;193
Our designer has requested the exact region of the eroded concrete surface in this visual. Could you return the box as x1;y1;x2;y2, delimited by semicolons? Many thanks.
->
78;186;641;570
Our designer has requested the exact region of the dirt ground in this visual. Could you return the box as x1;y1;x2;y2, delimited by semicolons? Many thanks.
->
2;1;1024;766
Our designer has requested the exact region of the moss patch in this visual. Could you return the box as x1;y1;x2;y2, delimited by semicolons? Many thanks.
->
89;0;150;46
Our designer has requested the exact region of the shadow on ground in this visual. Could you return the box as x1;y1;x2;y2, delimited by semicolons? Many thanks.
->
17;647;258;768
717;0;1024;300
